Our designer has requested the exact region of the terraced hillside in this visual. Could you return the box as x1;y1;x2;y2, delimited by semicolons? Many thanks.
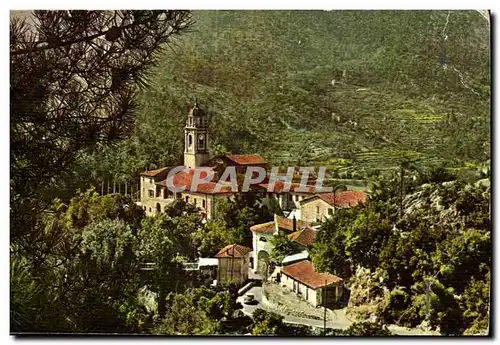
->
77;10;490;184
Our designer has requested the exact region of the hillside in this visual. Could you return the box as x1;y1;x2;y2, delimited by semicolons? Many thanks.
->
80;10;490;184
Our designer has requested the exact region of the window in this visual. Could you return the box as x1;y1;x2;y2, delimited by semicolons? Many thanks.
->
316;206;320;214
202;199;206;208
185;196;189;203
143;206;146;211
194;198;197;206
149;207;152;212
328;208;333;215
188;134;193;147
259;237;267;242
148;189;154;198
198;135;205;150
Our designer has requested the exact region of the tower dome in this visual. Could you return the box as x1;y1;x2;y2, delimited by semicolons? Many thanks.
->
189;100;205;117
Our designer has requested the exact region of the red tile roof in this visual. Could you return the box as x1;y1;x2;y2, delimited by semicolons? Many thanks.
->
288;228;316;247
140;167;170;177
302;191;367;208
250;221;276;233
275;215;311;232
156;167;235;195
225;154;267;166
282;260;343;289
215;244;251;258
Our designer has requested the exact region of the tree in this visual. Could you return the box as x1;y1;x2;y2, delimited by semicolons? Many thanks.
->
137;201;203;318
345;321;392;336
153;286;248;335
10;10;193;239
461;271;490;335
195;194;272;256
252;309;284;335
11;191;146;333
269;233;298;264
256;196;285;218
193;219;230;257
63;219;142;333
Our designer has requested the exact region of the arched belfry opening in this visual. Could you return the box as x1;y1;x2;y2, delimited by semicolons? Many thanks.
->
184;100;210;169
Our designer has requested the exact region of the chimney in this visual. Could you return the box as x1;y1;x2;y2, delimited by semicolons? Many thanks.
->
293;216;297;232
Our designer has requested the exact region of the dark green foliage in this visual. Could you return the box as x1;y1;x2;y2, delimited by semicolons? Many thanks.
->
138;201;203;317
194;194;272;256
80;10;489;186
345;321;392;336
312;164;490;334
270;233;299;264
10;10;193;240
461;272;490;335
153;286;248;335
252;308;285;335
11;191;145;333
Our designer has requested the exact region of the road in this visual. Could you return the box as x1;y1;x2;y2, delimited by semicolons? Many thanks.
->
237;285;439;335
237;285;350;330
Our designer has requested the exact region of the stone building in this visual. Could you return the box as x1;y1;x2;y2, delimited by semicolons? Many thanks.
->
138;102;319;219
215;244;252;287
250;214;314;274
299;190;367;224
138;102;264;218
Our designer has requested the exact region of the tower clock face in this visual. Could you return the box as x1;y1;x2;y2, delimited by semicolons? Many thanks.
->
198;134;204;140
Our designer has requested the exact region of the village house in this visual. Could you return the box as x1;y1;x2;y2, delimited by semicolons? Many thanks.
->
299;190;367;224
250;214;314;274
249;190;367;308
280;259;343;308
215;244;252;287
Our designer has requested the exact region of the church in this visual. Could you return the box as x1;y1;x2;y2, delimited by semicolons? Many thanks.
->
138;101;322;219
138;102;367;301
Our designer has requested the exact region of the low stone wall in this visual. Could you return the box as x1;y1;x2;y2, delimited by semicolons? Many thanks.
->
238;281;255;296
262;283;334;321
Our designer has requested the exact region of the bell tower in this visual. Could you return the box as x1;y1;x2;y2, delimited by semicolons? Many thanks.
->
184;101;210;169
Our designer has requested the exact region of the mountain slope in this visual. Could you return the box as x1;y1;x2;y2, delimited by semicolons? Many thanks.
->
83;10;491;183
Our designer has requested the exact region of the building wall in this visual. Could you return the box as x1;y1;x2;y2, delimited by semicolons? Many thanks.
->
181;192;213;217
184;152;210;170
141;178;232;219
281;273;319;307
217;254;250;286
183;193;231;219
300;198;334;223
140;176;178;216
290;193;312;210
252;232;275;273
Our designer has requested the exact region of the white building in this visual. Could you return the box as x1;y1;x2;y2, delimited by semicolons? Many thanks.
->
250;214;314;274
280;259;343;308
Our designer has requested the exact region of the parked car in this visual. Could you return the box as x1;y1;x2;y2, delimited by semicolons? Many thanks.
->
243;293;255;304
